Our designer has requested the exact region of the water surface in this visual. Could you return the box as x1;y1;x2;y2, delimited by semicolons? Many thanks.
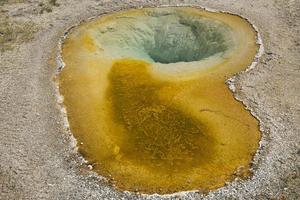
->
59;7;260;194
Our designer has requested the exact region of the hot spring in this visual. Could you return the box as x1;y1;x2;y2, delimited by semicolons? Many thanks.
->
58;7;261;194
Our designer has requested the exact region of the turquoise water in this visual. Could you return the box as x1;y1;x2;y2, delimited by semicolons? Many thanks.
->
92;9;233;64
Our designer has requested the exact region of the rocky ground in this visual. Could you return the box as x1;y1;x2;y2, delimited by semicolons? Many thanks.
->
0;0;299;199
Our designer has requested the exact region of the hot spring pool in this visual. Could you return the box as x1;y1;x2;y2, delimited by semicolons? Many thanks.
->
58;7;261;194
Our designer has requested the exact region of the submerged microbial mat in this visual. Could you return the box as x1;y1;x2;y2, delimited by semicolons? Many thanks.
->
58;7;261;194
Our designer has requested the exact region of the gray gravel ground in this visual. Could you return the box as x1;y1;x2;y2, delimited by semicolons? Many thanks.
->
0;0;299;199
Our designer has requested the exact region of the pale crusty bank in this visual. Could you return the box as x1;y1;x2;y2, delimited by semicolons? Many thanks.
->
0;0;299;199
